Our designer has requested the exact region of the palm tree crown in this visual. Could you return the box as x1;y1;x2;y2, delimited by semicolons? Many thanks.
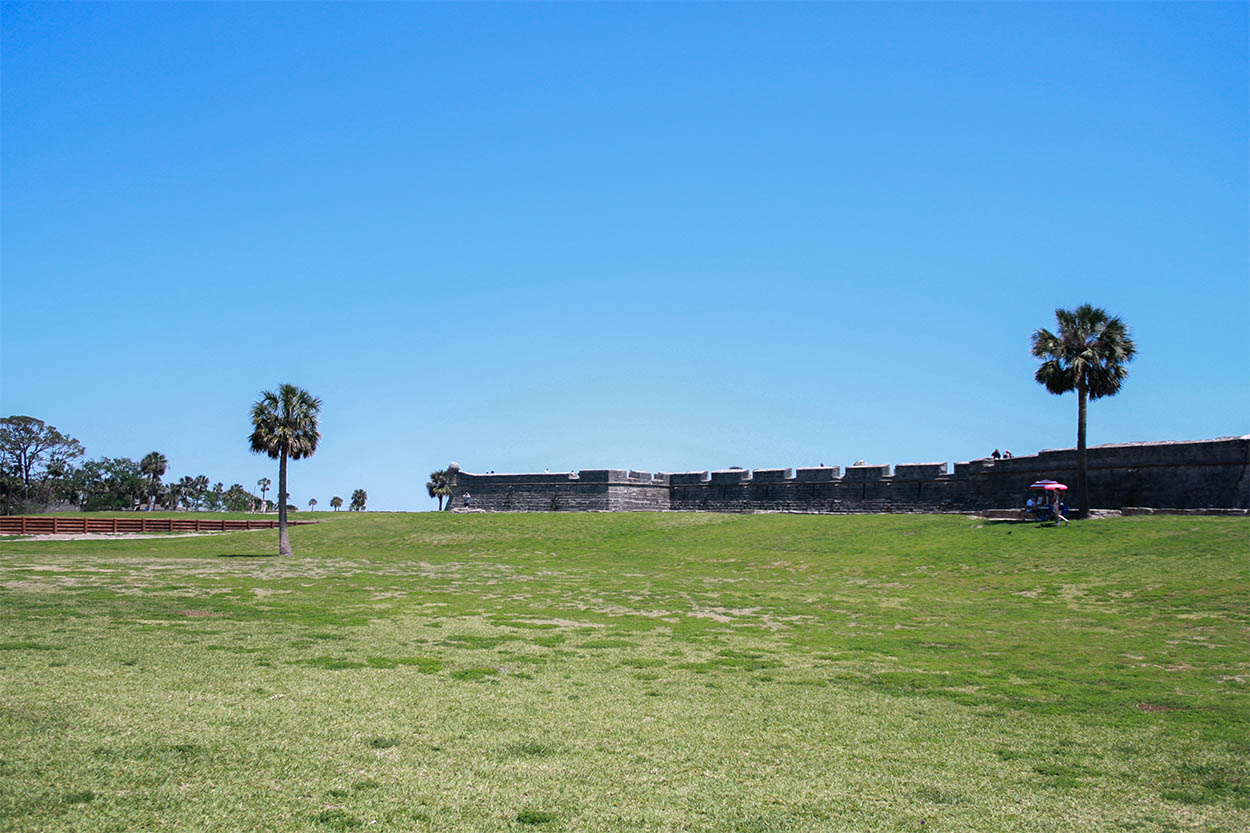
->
1031;305;1136;400
249;385;322;461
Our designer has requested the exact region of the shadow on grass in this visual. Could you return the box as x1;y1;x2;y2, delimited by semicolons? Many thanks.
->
217;553;281;558
984;520;1072;530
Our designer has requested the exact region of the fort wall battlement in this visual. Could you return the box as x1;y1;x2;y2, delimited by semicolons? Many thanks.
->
447;436;1249;514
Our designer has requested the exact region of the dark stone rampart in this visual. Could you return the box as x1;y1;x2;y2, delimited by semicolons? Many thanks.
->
446;436;1249;513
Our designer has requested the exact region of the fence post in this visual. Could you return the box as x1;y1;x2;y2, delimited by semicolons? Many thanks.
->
53;517;59;534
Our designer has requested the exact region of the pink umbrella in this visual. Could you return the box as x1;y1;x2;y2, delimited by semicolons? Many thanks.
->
1028;480;1068;491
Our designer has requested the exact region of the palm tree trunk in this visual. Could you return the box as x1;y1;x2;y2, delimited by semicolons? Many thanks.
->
278;450;291;555
1077;383;1089;518
437;495;443;511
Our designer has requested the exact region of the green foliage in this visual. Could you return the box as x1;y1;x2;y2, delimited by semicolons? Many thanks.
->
222;483;256;512
1031;304;1136;400
0;415;84;513
350;489;367;511
248;385;322;463
76;457;146;511
426;469;453;510
170;474;211;511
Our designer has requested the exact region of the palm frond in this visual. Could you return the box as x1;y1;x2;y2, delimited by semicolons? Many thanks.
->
249;384;322;460
1033;305;1134;399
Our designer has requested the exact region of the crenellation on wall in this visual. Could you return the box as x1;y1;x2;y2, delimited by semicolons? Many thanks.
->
843;464;892;480
577;470;627;483
893;462;949;480
448;436;1248;513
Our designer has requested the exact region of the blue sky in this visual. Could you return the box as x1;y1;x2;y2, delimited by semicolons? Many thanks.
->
2;2;1246;511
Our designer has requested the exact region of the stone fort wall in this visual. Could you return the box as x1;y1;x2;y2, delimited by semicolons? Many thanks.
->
447;436;1249;514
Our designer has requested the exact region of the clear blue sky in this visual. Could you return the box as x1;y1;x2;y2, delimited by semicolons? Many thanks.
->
2;2;1247;511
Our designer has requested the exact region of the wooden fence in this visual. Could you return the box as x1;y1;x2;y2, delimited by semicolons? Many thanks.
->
0;516;318;535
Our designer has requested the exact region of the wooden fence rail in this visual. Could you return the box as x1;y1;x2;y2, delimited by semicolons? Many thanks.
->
0;516;318;535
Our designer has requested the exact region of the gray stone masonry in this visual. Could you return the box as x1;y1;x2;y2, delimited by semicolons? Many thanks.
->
446;436;1249;514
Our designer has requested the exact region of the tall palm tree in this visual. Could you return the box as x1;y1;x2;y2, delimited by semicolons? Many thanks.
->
1031;305;1136;517
257;477;271;510
308;498;317;511
140;451;167;512
249;384;322;555
426;468;452;511
330;495;343;511
350;489;367;511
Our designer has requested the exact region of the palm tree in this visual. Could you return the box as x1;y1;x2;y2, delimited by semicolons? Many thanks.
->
350;489;367;511
249;384;322;555
330;496;343;511
177;475;203;510
257;477;271;510
308;498;317;511
1032;305;1136;517
140;451;167;512
426;468;452;511
193;475;210;510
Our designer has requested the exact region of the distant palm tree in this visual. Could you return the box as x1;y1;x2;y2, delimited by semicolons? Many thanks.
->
1032;305;1136;517
140;451;167;512
308;498;317;511
350;489;367;511
257;477;271;510
249;384;322;555
330;495;343;511
426;468;452;511
193;475;210;510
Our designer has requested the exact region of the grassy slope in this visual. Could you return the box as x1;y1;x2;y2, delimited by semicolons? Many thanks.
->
0;512;1245;832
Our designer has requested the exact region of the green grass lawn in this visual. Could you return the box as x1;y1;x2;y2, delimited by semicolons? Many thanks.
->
0;512;1246;832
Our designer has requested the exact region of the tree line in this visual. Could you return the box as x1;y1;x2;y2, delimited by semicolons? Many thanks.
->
0;414;368;517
